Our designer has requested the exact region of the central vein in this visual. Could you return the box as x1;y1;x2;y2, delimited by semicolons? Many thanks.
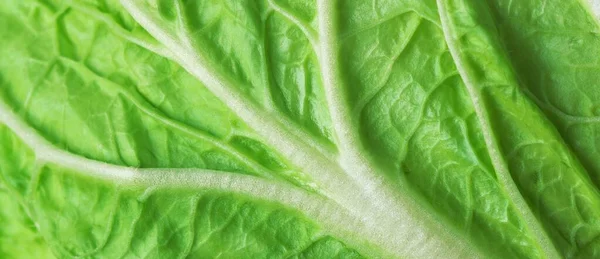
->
120;1;484;258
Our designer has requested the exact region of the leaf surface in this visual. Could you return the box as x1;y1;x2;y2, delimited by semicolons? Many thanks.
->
1;0;600;258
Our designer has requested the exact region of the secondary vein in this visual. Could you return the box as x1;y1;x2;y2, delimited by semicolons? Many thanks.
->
118;2;486;258
437;0;560;257
0;97;394;258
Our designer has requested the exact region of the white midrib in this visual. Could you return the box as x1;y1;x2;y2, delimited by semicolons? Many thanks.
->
0;99;378;257
0;98;460;259
119;1;482;258
119;0;370;216
119;2;416;250
314;0;421;234
266;0;413;227
436;0;560;258
313;4;484;258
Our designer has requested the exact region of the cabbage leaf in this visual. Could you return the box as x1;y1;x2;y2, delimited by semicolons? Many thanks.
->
1;0;600;258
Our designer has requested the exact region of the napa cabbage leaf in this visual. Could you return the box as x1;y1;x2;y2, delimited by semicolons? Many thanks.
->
1;0;600;258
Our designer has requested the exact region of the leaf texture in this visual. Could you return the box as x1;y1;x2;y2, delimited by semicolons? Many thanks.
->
1;0;600;258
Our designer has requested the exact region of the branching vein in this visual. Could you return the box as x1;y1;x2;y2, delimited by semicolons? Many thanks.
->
0;97;430;259
437;1;560;258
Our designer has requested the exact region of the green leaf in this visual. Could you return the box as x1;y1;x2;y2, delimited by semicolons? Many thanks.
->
1;0;600;258
0;182;55;259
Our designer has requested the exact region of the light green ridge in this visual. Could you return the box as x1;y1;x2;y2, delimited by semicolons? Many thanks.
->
438;0;600;258
437;0;560;257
